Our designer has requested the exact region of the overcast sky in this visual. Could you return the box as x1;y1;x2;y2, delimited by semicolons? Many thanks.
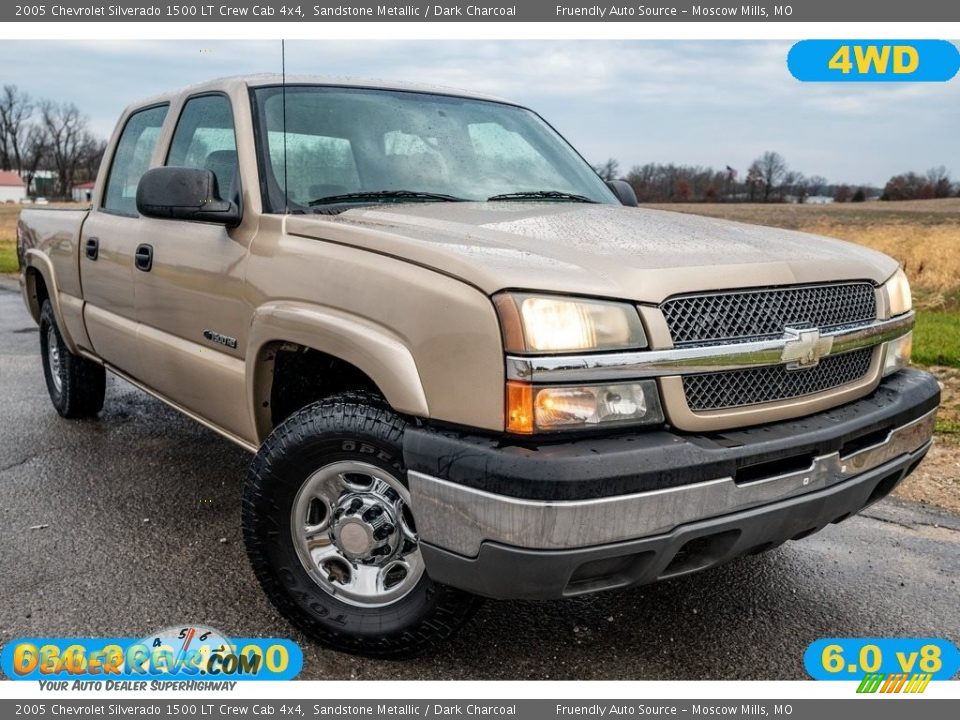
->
3;40;957;186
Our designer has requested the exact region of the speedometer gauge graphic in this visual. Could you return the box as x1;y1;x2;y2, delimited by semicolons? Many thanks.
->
134;624;232;675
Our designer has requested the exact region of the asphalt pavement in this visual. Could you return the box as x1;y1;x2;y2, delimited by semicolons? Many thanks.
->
1;277;958;680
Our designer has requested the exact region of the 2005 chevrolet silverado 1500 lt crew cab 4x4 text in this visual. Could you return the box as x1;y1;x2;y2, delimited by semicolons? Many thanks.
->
17;76;939;657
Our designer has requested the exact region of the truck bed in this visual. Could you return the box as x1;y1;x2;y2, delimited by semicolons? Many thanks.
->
18;207;90;300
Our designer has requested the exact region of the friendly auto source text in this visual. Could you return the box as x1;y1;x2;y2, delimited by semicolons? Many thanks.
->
557;706;780;716
556;5;790;18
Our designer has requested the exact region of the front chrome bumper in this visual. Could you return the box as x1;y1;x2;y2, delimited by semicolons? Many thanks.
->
410;409;935;557
404;369;940;599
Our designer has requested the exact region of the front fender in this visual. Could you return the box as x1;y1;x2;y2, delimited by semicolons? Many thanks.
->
247;301;429;443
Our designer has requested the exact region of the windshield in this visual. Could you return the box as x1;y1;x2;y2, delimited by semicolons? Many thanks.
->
251;85;617;212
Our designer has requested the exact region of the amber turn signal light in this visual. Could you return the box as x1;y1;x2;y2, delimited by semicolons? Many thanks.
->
505;381;534;434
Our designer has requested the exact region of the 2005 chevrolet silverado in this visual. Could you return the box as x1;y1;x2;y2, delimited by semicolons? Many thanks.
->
17;76;939;657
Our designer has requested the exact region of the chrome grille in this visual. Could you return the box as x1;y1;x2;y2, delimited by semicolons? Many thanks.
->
661;283;877;346
682;348;874;412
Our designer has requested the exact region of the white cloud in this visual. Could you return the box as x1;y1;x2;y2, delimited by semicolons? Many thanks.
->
1;40;955;186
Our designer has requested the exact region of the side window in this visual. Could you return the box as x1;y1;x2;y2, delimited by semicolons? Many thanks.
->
167;94;239;201
102;105;167;215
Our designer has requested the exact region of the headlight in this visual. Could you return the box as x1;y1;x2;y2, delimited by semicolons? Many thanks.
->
885;267;912;316
883;331;913;376
494;292;647;353
507;380;664;434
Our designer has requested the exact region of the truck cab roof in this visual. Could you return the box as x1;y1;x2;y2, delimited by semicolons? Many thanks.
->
123;73;518;117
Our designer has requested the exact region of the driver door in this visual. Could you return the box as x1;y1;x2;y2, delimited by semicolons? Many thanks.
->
132;93;253;441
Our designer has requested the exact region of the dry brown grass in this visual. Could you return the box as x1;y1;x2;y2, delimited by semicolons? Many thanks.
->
802;223;960;295
647;199;960;299
0;203;20;242
0;204;22;273
648;197;960;225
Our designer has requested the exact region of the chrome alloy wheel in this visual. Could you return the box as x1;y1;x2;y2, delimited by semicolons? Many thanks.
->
47;325;63;394
290;460;424;607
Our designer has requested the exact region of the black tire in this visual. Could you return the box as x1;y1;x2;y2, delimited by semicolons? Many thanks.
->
242;392;483;658
39;300;106;419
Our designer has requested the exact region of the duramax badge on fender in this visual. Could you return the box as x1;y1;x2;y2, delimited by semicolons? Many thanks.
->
203;329;238;349
16;75;939;658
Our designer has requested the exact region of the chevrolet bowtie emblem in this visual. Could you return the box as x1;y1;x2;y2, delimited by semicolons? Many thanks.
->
781;326;833;369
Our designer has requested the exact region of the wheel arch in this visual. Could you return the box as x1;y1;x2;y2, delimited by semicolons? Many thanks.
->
247;301;429;444
23;252;80;354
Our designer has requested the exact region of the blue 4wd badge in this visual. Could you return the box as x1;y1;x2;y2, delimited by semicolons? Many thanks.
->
788;40;960;82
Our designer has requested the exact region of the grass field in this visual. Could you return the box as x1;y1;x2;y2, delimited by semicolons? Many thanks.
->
0;204;21;274
913;312;960;367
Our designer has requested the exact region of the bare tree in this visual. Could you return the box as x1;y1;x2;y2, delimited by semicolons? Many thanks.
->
806;175;828;197
752;151;788;202
0;85;34;174
593;158;620;182
882;170;951;201
19;125;48;196
625;162;730;203
78;135;107;184
782;170;806;202
745;162;764;202
40;101;94;198
723;165;737;199
926;166;952;198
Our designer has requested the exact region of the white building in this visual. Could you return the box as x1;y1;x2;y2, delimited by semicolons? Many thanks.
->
72;181;96;203
0;171;26;203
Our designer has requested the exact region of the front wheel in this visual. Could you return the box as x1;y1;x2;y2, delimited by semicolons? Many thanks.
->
242;393;482;658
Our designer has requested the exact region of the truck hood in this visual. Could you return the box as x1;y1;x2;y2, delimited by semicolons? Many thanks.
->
285;203;898;303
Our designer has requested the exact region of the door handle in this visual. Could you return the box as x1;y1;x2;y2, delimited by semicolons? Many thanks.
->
134;244;153;272
85;237;99;261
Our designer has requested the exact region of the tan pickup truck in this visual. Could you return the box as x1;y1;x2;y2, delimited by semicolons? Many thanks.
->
17;75;938;657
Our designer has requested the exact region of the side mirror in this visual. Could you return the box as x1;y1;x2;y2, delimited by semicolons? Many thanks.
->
606;179;638;207
136;167;241;226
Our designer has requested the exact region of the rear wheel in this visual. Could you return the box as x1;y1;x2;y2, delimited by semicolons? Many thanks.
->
242;392;482;657
39;300;105;418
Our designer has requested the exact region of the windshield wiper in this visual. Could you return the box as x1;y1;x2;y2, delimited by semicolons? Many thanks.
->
308;190;468;207
486;190;597;203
